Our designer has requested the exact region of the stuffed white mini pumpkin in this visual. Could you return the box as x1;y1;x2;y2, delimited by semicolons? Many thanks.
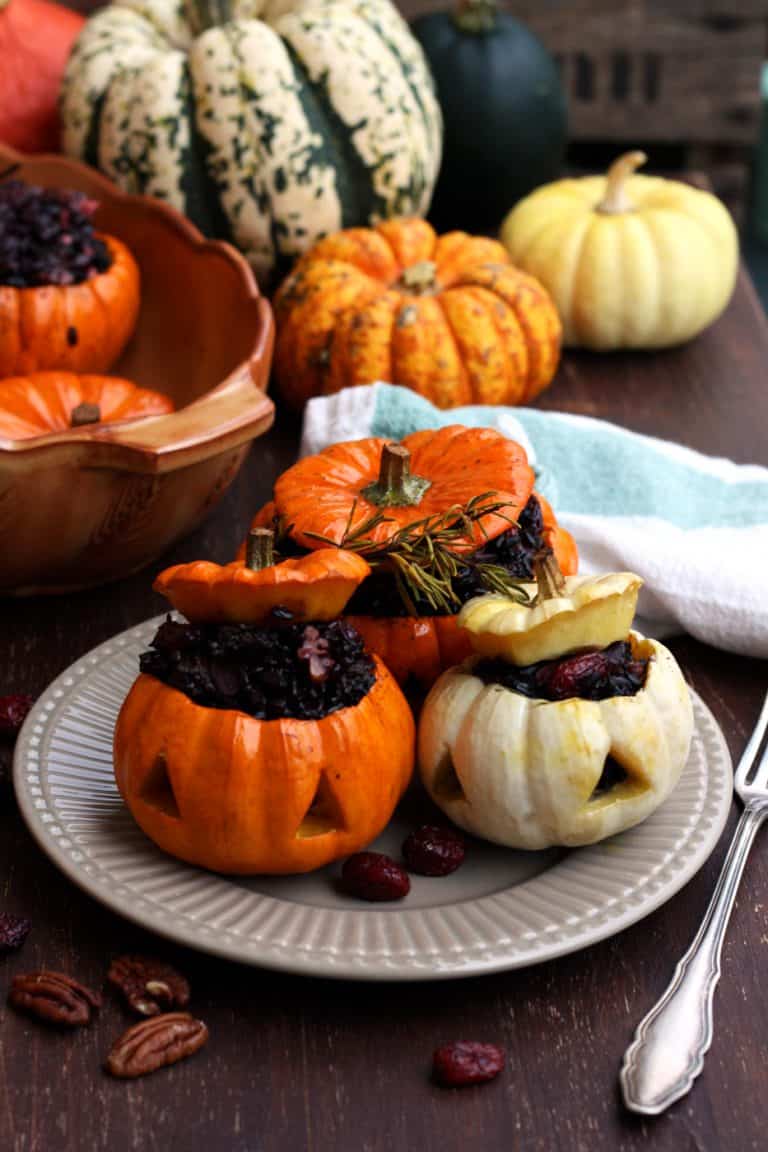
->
418;571;693;849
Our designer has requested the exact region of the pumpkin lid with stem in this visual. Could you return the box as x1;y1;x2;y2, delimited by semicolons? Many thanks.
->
458;557;643;665
453;0;500;34
0;372;173;441
596;151;648;215
273;426;535;552
154;530;372;624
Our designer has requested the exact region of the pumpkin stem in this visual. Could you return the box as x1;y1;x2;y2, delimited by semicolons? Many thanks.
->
532;549;565;603
398;260;438;294
454;0;498;33
185;0;232;35
245;528;275;572
360;443;433;508
597;151;647;215
70;402;101;428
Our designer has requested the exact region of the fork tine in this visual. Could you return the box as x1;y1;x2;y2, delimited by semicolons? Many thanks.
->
735;690;768;789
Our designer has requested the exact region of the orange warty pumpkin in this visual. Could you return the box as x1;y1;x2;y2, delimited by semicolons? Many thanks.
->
114;534;415;874
240;427;578;689
0;234;140;378
274;217;562;410
0;370;172;439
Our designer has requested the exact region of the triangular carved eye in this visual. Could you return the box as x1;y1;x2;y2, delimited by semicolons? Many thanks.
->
139;751;181;819
431;752;466;803
588;753;652;803
590;755;629;800
295;775;345;839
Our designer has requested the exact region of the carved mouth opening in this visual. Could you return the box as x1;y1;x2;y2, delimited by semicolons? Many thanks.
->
590;755;628;799
138;751;180;819
295;775;345;839
588;754;650;802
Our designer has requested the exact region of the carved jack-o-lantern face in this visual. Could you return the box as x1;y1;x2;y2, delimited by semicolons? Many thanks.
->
114;657;414;874
418;573;693;848
113;533;415;874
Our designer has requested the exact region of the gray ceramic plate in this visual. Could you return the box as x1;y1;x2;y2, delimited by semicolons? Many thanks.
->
14;617;732;981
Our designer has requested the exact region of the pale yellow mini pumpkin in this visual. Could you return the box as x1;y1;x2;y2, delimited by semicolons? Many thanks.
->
418;570;694;849
500;151;738;350
459;571;642;665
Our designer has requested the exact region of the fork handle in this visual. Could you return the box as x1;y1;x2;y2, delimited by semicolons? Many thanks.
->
620;799;768;1115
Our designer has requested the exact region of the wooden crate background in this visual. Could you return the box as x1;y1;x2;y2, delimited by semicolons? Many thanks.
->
400;0;768;225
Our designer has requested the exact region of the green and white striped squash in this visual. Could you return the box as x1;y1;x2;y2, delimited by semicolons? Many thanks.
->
61;0;442;283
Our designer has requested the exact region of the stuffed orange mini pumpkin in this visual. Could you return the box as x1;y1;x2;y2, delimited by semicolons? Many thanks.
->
0;179;140;377
0;371;172;439
274;217;561;410
114;534;414;875
240;426;578;689
155;531;371;625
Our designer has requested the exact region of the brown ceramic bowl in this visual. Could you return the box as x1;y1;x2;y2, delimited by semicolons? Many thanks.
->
0;145;275;595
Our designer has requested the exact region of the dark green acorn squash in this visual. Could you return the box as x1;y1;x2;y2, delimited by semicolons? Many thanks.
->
412;0;567;233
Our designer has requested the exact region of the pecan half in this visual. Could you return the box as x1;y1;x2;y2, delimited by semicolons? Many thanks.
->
9;971;102;1027
107;955;190;1017
106;1013;209;1079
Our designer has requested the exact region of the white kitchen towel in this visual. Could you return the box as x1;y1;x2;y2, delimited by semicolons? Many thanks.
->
300;383;768;658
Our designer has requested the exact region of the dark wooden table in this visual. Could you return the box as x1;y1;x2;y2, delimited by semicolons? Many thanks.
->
2;257;767;1152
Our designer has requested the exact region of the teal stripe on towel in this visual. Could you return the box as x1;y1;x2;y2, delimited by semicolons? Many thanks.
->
369;385;768;531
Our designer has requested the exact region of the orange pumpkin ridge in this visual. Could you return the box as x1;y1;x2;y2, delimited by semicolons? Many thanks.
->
0;234;140;378
274;217;561;410
0;371;172;440
114;658;415;875
272;427;534;551
154;547;371;625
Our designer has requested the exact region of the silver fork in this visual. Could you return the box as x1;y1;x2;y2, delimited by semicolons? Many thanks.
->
620;689;768;1115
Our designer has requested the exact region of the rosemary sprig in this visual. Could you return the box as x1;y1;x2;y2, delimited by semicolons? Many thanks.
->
306;493;533;615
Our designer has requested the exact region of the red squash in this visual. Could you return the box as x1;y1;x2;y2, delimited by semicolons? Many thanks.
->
0;0;84;153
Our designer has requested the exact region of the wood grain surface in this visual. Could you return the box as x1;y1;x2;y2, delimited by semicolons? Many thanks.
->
2;258;767;1152
5;1;768;1144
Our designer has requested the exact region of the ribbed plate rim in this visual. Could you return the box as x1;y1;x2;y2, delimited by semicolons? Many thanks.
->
13;616;733;981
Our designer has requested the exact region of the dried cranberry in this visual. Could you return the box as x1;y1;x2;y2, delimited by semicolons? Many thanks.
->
402;825;465;877
0;912;31;953
432;1041;506;1087
341;852;410;902
476;640;648;703
0;694;34;737
543;649;611;700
